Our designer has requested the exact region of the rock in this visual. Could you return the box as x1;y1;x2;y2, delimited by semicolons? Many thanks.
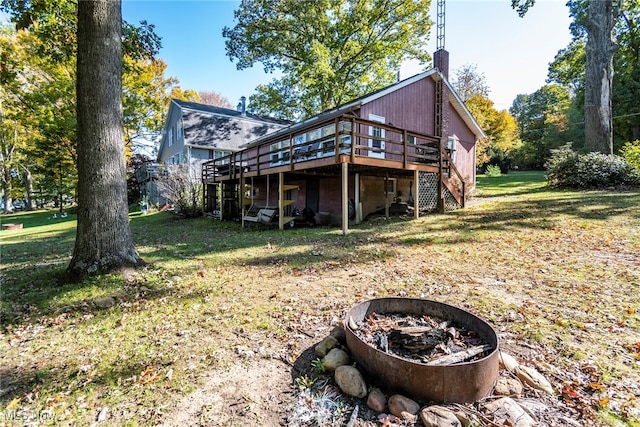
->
330;325;347;343
322;348;350;371
334;365;367;398
515;365;554;395
367;388;387;413
420;405;461;427
315;335;339;357
499;351;519;372
388;394;419;418
516;398;548;421
454;409;482;426
94;297;116;308
494;377;524;397
483;397;535;427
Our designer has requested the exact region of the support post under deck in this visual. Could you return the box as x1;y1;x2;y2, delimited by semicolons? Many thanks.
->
341;162;349;236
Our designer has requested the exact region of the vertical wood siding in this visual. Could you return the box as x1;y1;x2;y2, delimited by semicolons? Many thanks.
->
360;78;437;136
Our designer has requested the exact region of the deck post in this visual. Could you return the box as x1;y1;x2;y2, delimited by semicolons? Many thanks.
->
241;176;246;228
414;170;419;219
384;174;390;219
341;162;349;235
334;117;341;163
355;173;361;224
278;172;284;230
403;130;408;168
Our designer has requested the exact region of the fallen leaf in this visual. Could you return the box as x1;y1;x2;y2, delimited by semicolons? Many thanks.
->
6;396;21;410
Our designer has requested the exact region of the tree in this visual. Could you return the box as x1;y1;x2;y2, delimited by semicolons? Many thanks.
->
2;0;163;210
451;65;519;170
451;64;490;103
68;0;144;277
582;0;618;154
198;90;233;108
123;57;177;148
223;0;433;120
512;0;620;154
612;2;640;144
509;85;571;168
169;87;201;102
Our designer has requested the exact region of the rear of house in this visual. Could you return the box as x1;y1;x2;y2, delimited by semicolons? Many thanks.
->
136;99;289;206
202;61;485;233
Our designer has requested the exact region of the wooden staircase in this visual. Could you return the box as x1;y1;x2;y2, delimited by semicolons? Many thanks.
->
440;151;466;209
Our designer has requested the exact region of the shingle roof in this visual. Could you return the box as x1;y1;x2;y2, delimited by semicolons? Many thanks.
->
172;99;291;150
172;99;291;126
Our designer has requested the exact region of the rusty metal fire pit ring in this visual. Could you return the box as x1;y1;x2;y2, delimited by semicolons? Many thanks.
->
344;297;499;403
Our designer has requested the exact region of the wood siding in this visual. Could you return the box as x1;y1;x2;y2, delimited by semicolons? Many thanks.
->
359;77;437;136
449;107;477;183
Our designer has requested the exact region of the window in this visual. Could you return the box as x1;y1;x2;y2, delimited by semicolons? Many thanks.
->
177;119;183;140
447;136;457;162
368;114;385;159
168;128;173;147
270;140;289;166
385;178;397;195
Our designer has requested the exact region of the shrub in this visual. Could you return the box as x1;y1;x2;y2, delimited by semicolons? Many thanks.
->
157;164;203;218
485;164;502;177
545;144;639;188
621;140;640;173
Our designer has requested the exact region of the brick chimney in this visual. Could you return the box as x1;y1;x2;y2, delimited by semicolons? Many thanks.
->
237;96;247;115
433;48;449;80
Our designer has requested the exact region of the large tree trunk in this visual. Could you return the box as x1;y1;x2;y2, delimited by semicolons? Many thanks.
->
584;0;616;154
68;0;144;277
22;166;34;210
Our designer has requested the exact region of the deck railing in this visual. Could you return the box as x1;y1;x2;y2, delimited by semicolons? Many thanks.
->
202;114;443;181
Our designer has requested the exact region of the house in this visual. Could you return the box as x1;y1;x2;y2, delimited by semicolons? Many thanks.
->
157;98;290;177
136;98;290;205
202;49;486;234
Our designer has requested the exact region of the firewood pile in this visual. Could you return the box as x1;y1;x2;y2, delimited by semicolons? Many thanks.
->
350;312;493;365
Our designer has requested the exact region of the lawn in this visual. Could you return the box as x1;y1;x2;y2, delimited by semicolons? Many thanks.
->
1;172;639;426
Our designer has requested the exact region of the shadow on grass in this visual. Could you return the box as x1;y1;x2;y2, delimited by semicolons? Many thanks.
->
2;188;638;331
0;348;169;415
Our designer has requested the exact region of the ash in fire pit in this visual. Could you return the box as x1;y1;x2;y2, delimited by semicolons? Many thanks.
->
351;312;493;366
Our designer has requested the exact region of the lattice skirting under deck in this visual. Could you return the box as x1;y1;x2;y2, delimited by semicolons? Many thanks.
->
417;172;462;214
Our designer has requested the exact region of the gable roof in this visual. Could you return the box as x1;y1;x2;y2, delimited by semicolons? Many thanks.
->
242;69;485;149
172;99;290;127
157;99;290;161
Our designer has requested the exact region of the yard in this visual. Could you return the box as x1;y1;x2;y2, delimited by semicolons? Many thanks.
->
1;171;639;426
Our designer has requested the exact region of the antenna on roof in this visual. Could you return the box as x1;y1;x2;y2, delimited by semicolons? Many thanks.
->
436;0;445;51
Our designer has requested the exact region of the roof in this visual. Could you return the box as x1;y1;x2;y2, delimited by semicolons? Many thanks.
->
158;100;290;160
242;69;486;149
172;99;291;127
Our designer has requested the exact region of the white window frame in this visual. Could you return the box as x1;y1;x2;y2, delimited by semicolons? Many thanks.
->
447;136;458;163
368;114;385;159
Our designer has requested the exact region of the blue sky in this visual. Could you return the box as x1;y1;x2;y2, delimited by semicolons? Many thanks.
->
0;1;573;112
122;0;573;111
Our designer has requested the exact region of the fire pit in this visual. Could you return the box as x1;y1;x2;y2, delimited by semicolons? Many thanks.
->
344;297;499;403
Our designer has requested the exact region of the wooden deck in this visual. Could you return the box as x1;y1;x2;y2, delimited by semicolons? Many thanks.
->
202;114;445;180
201;114;467;231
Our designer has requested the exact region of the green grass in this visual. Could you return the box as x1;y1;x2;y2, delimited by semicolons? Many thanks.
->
476;170;548;197
1;180;640;426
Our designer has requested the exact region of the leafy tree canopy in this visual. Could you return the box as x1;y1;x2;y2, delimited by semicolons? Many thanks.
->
198;90;233;108
451;64;490;103
223;0;433;120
